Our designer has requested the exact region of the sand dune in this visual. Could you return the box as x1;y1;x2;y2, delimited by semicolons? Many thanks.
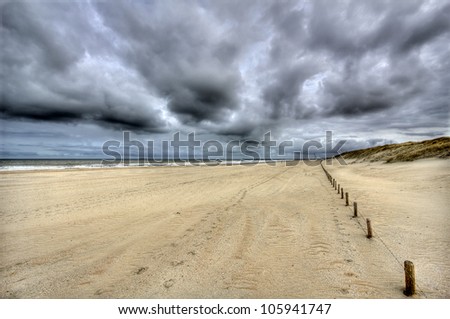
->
1;160;448;298
340;136;450;163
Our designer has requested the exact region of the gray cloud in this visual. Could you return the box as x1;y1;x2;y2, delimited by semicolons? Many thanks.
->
1;1;167;132
93;0;246;125
262;61;320;120
164;71;241;123
1;0;449;157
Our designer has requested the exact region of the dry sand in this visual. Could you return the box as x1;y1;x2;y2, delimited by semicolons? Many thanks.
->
325;158;450;298
0;160;448;298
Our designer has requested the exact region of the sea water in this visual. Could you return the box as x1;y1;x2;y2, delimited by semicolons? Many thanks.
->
0;159;262;171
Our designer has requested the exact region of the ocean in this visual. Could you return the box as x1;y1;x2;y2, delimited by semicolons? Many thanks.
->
0;159;267;171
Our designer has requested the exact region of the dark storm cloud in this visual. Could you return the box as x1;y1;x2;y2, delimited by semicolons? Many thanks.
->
0;101;83;122
262;61;319;120
1;1;167;132
0;96;165;132
1;0;449;149
211;118;260;138
305;0;450;56
1;2;82;71
305;0;450;122
387;2;450;53
93;0;245;125
164;72;240;123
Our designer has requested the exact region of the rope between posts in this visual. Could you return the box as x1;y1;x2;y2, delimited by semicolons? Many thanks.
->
320;160;428;298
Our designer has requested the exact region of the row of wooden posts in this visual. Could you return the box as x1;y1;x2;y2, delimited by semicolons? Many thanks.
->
320;162;416;297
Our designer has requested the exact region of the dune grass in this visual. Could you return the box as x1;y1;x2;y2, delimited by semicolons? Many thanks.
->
339;136;450;163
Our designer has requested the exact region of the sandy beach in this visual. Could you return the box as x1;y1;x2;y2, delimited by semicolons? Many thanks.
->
1;160;449;298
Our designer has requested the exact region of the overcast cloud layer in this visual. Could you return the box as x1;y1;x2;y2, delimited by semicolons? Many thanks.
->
1;0;449;157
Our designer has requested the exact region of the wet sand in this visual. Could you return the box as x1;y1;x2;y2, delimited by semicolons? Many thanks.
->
1;160;448;298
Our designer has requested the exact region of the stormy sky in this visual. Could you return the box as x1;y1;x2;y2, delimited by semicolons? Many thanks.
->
1;0;449;158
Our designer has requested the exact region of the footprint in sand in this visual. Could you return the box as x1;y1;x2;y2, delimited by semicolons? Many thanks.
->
340;288;350;294
170;260;184;267
94;289;105;296
135;267;148;275
163;279;175;288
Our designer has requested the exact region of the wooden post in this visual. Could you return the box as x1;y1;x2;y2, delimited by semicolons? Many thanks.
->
338;184;340;194
341;187;344;199
334;180;337;190
404;260;416;296
366;218;372;238
353;202;358;217
333;178;335;187
345;192;349;206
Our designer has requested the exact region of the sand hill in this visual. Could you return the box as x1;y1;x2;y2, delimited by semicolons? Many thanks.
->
339;137;450;163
